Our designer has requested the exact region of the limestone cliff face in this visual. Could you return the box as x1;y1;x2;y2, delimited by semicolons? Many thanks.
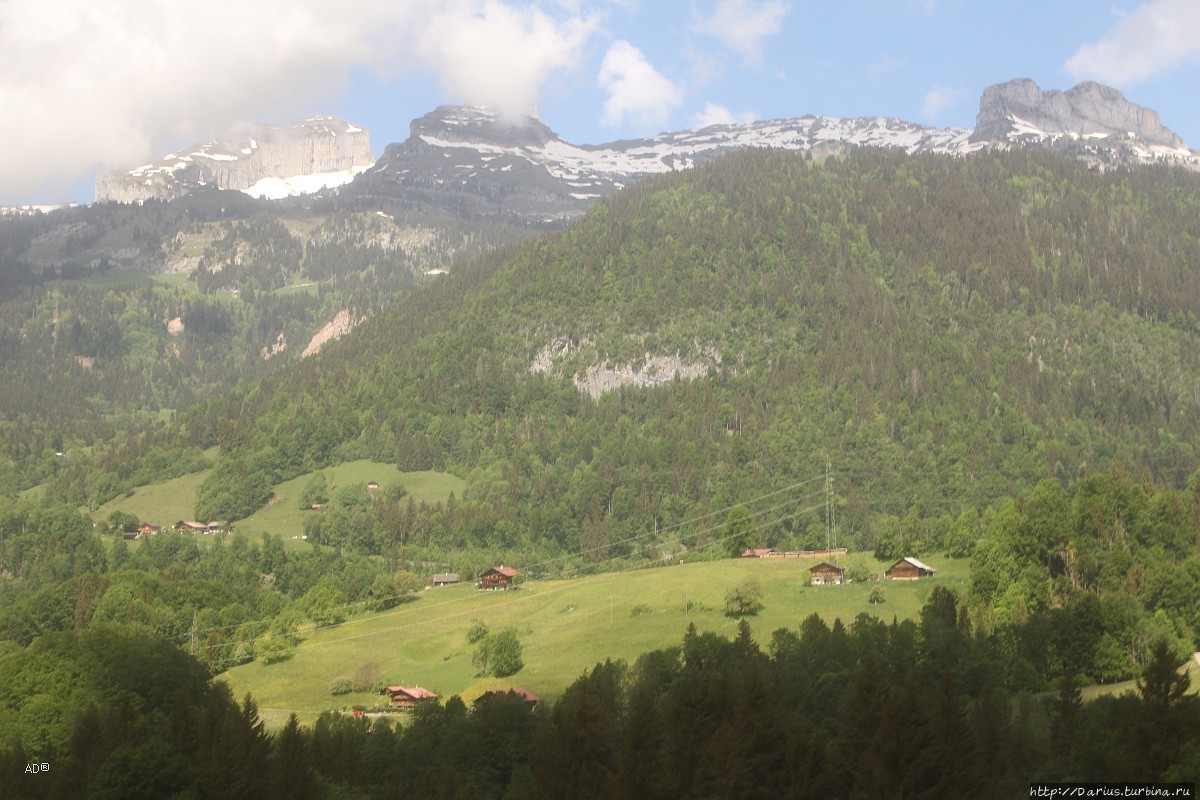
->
969;78;1187;149
95;117;374;203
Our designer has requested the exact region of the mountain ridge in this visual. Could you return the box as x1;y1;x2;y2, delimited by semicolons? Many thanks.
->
91;79;1198;219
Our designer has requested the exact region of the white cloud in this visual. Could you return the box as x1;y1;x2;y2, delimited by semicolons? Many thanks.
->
598;40;683;130
921;85;965;120
1066;0;1200;85
693;0;789;66
0;0;599;203
415;1;598;122
691;102;756;128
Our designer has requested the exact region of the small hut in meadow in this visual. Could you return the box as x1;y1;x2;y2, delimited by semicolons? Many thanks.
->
885;557;936;580
809;561;846;586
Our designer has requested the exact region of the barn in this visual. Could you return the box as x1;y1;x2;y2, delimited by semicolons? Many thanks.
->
809;561;846;585
886;557;937;580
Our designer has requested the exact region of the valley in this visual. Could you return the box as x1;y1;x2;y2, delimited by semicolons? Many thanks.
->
4;77;1200;792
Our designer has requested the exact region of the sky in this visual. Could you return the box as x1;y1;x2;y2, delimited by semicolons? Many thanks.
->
2;0;1198;206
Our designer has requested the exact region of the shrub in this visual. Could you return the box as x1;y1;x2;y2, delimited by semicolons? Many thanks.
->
330;676;353;695
724;579;764;617
353;663;382;693
466;619;490;644
472;628;524;677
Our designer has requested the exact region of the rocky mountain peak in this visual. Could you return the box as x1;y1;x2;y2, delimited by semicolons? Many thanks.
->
970;78;1187;150
409;105;557;149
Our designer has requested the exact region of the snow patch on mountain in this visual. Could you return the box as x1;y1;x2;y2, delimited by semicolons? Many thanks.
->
243;165;372;200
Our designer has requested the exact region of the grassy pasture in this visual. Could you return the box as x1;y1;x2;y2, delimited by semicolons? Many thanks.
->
90;459;463;552
94;469;213;526
220;555;969;730
234;462;464;544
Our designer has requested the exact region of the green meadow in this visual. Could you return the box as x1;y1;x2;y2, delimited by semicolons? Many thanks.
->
220;555;969;729
94;469;213;526
91;459;464;543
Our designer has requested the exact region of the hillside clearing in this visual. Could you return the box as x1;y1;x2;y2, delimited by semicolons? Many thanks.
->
220;555;968;729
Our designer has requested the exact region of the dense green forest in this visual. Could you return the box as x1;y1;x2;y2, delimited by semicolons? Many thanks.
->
0;193;533;495
66;148;1200;549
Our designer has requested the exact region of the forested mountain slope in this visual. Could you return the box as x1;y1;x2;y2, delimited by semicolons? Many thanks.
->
0;193;534;496
100;147;1200;561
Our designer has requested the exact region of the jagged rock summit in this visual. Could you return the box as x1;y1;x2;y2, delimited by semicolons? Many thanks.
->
95;116;374;203
969;78;1190;157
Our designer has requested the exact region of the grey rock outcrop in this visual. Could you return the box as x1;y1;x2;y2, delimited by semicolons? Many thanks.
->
969;78;1187;149
95;117;374;203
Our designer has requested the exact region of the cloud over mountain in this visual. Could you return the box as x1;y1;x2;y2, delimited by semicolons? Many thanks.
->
599;41;683;129
0;0;598;203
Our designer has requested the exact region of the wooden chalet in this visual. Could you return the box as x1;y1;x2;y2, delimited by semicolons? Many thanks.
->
175;520;209;533
809;561;846;586
137;523;161;537
474;688;539;710
384;685;438;710
477;566;519;591
432;573;459;587
886;557;937;580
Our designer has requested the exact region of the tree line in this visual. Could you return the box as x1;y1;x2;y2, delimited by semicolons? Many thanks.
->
4;592;1198;798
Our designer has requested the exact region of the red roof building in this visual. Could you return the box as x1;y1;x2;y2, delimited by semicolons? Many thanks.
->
385;685;438;710
474;688;539;710
477;566;520;591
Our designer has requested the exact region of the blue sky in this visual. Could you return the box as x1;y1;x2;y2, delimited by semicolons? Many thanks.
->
2;0;1198;205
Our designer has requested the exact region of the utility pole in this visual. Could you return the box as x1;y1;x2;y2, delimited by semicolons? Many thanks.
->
825;461;834;553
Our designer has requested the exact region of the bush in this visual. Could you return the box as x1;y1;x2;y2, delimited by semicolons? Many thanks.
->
847;564;870;583
724;579;764;617
259;637;294;664
466;619;490;644
472;628;523;677
330;676;354;695
489;630;524;677
353;662;382;692
299;473;329;509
